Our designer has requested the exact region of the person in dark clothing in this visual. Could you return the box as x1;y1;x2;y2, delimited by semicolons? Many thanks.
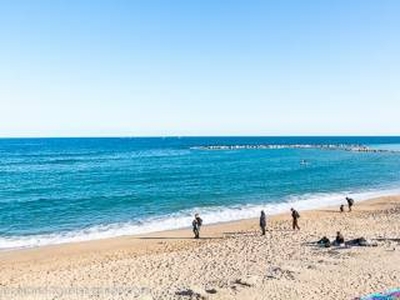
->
291;208;300;230
335;231;345;245
346;197;354;212
340;204;345;213
259;210;267;235
318;236;331;248
192;213;203;239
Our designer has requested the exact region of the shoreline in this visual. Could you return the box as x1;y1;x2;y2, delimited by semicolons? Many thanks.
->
2;187;400;252
1;194;399;299
0;193;397;259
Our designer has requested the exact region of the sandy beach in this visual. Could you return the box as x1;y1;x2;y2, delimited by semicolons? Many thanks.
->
1;195;399;300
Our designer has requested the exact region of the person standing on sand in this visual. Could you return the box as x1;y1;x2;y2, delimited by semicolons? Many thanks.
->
346;197;354;212
192;213;203;239
291;208;300;230
259;210;267;235
340;204;345;213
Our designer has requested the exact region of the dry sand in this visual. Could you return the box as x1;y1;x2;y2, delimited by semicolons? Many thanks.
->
0;196;399;300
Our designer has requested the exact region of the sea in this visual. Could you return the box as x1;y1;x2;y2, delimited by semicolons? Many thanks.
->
1;137;400;250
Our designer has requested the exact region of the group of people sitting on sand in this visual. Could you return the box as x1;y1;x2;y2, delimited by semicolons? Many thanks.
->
318;233;377;248
317;231;345;247
192;197;356;239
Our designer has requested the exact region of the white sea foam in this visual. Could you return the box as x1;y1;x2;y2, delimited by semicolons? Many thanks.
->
1;187;399;251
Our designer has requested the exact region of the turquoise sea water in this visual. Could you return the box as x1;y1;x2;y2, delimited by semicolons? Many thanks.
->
1;137;400;250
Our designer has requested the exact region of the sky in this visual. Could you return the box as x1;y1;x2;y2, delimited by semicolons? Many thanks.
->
1;0;400;137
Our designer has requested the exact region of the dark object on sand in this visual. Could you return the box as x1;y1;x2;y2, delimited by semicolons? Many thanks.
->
345;237;378;247
192;214;203;239
335;231;345;245
318;236;331;248
206;288;217;294
340;204;344;212
346;237;367;246
346;197;355;212
291;208;300;230
260;210;267;235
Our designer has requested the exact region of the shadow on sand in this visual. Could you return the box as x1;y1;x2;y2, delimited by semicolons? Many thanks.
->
316;210;344;214
375;238;400;243
135;236;223;240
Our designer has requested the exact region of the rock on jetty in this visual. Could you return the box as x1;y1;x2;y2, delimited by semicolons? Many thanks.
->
191;144;393;153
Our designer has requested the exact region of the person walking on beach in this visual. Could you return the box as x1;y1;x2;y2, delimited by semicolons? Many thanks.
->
259;210;267;236
346;197;354;212
291;208;300;230
192;213;203;239
340;204;345;213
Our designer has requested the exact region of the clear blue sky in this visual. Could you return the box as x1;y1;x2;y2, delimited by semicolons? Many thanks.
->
1;0;399;137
